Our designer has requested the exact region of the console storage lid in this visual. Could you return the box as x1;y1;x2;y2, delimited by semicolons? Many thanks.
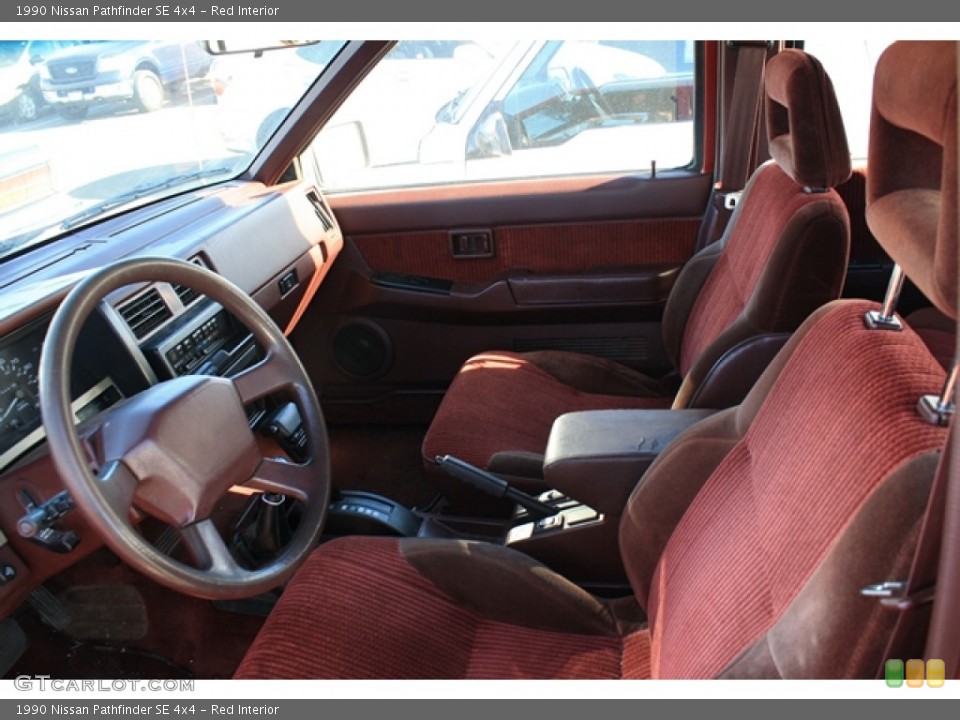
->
544;408;716;515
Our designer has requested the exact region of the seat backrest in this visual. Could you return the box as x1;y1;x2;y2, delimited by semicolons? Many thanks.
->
620;41;957;678
664;49;853;408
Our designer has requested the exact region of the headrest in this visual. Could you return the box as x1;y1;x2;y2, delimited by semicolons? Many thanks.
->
764;49;851;189
867;41;958;320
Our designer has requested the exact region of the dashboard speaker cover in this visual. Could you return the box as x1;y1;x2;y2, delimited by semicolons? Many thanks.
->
333;320;391;378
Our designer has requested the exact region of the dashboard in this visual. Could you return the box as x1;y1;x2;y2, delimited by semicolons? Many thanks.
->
0;178;343;617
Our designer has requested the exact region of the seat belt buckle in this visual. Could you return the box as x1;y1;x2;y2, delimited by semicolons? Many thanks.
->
861;580;936;610
723;191;742;210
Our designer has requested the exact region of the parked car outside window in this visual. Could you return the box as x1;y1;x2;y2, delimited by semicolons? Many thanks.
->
0;40;77;124
38;40;213;121
308;39;696;190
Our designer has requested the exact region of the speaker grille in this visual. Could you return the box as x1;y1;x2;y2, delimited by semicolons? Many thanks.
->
333;323;391;378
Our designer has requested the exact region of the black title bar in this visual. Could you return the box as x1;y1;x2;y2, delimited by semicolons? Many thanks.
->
2;1;960;22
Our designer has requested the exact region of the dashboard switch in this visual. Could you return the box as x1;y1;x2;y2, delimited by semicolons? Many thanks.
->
0;565;16;586
278;270;298;296
262;402;307;463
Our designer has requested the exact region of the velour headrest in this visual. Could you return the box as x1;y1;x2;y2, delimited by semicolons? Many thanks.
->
765;49;851;189
867;41;958;320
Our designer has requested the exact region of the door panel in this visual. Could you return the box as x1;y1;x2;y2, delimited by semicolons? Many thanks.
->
291;172;710;425
352;216;700;285
331;172;709;232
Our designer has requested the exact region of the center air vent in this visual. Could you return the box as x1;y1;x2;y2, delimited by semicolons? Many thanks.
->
118;287;172;339
173;283;200;307
171;256;209;307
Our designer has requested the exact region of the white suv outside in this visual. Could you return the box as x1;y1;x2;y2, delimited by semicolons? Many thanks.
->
0;41;76;123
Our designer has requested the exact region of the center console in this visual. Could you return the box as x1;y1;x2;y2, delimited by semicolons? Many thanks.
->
317;408;717;594
501;408;715;590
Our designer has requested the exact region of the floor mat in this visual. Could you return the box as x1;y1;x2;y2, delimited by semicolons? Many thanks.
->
59;585;148;642
0;619;28;676
329;424;440;510
6;548;266;680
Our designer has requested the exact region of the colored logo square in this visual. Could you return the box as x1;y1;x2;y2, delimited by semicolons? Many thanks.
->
885;659;904;687
906;659;925;687
926;659;945;688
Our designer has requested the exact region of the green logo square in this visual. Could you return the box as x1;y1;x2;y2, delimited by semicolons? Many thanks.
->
886;659;905;687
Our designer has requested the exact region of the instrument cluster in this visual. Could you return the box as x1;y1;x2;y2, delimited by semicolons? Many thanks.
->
0;323;45;471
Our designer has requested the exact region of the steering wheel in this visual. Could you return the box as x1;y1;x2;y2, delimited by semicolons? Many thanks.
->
571;67;613;118
39;257;330;600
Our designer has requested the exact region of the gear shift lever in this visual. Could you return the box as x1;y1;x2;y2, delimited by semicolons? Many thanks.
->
233;493;292;567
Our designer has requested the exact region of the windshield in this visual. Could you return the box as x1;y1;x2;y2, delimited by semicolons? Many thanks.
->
0;41;28;68
0;39;346;262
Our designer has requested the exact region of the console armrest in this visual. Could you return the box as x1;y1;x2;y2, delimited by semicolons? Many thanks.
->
544;409;715;514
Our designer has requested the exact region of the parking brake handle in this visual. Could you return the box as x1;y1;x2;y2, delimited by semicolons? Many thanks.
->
434;455;556;520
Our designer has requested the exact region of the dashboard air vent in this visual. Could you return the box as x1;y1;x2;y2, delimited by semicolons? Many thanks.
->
306;190;334;232
118;287;172;339
172;256;208;307
174;283;200;307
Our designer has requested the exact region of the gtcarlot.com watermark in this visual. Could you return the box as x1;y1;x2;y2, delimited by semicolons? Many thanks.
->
14;676;195;693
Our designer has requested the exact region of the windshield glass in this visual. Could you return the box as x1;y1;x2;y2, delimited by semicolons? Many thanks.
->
0;39;346;261
0;42;29;68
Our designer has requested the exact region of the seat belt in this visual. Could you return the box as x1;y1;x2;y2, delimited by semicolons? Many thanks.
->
866;365;959;678
924;409;960;677
695;42;769;253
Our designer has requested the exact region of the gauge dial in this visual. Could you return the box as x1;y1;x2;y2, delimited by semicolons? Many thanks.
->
0;336;43;457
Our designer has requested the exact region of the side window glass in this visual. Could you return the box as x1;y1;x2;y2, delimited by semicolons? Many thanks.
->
802;39;895;163
310;40;696;192
500;41;694;166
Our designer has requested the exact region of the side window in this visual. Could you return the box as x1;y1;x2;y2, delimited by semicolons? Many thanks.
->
802;39;895;163
310;40;697;191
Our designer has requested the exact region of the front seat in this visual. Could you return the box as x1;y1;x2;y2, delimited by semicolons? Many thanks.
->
421;49;853;487
235;41;956;679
